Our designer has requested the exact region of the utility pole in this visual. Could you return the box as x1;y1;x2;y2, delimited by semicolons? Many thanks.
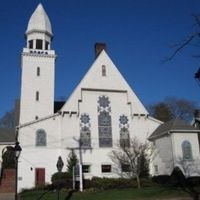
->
67;137;83;192
78;139;83;192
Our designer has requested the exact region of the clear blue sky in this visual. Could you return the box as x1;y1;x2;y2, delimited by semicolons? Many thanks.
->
0;0;200;118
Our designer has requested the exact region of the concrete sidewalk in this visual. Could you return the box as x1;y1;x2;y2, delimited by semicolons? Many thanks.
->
0;193;15;200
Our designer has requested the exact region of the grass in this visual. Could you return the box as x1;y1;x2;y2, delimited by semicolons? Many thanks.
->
20;187;189;200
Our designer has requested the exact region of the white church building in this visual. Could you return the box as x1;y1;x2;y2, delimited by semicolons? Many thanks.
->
17;4;162;191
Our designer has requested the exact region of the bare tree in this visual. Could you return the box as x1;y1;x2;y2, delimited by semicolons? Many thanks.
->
164;15;200;62
148;96;197;122
110;137;149;189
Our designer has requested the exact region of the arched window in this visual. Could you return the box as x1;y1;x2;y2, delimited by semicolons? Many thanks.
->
36;129;47;146
182;140;192;160
98;96;112;147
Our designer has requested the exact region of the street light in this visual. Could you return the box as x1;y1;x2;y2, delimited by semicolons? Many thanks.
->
14;141;22;200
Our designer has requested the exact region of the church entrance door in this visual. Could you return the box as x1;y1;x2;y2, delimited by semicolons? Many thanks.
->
35;168;45;186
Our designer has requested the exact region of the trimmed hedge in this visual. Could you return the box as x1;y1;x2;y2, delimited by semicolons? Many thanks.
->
84;177;154;190
50;172;154;190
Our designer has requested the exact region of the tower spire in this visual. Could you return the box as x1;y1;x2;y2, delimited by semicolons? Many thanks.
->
26;3;53;37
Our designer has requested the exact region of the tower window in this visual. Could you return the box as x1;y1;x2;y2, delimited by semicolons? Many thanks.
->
37;67;40;76
36;91;39;101
36;39;43;50
102;65;106;76
29;40;33;49
45;41;49;50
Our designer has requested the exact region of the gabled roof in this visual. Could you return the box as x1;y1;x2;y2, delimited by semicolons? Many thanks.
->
26;3;52;36
61;50;148;115
148;118;200;141
0;128;15;144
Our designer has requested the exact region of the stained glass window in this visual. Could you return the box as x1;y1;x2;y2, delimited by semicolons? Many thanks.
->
80;114;90;124
80;126;91;148
98;96;110;108
119;115;130;148
80;114;91;148
36;129;46;146
98;96;112;147
182;140;193;160
120;127;130;148
119;115;128;125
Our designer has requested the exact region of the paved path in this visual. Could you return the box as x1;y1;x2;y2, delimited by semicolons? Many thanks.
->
0;193;15;200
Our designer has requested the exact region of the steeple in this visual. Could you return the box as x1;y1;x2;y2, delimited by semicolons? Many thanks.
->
25;3;53;50
20;3;56;124
26;3;52;36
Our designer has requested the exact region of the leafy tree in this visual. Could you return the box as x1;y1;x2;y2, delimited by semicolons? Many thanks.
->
66;150;78;177
148;96;197;122
110;137;149;189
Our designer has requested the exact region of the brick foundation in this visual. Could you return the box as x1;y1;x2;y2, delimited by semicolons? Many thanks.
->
0;169;15;193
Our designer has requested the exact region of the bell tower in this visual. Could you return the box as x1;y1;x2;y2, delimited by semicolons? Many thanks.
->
20;3;56;124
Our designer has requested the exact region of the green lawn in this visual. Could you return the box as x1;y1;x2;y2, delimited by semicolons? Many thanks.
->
20;187;189;200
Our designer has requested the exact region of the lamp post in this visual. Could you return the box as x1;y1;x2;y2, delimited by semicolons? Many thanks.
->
14;141;22;200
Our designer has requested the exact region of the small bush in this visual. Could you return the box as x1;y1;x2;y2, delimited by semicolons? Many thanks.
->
51;172;72;189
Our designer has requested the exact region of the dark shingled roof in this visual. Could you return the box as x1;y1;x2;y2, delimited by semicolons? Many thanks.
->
0;128;15;143
148;118;200;141
54;101;65;113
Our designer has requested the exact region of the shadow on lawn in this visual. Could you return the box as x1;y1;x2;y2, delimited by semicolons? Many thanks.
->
65;190;75;200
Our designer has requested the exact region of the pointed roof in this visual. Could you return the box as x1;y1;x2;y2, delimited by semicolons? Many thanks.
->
148;118;200;141
61;50;148;114
26;3;52;36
